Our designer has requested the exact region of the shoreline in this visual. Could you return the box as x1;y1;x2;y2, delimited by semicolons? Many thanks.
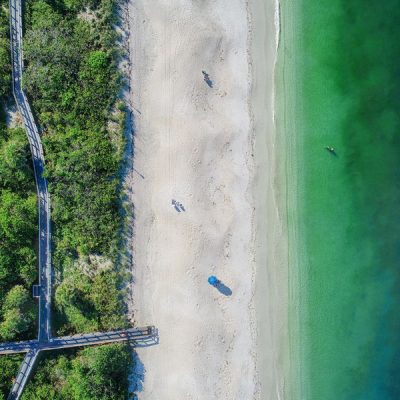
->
250;0;288;398
127;0;285;398
276;1;308;398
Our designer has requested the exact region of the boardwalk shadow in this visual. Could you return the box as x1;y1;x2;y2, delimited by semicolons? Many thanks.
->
215;282;232;296
131;329;159;348
129;330;159;398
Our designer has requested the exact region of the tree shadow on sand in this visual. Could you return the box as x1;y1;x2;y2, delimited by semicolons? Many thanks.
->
128;331;159;398
129;352;145;399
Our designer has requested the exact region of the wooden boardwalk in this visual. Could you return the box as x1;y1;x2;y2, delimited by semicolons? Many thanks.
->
6;327;158;400
5;0;157;398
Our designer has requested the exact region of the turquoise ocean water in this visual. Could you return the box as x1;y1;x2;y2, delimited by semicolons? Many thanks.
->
279;1;400;399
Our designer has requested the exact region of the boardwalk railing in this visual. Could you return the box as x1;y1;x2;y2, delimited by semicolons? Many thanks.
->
9;0;52;344
0;327;157;355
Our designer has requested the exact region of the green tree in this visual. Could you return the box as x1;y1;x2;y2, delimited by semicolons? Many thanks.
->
15;0;132;395
0;286;36;341
0;0;11;100
3;285;31;311
0;250;12;282
21;355;63;400
87;50;108;70
17;247;37;286
30;0;62;30
0;355;23;399
22;345;133;400
0;128;34;191
0;191;36;248
66;345;132;400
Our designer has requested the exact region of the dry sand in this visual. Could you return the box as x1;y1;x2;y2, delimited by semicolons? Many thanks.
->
126;0;286;398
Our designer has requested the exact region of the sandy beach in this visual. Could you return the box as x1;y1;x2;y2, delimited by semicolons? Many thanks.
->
127;0;286;398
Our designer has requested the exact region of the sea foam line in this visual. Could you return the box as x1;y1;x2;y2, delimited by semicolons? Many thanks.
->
272;0;281;126
275;0;281;51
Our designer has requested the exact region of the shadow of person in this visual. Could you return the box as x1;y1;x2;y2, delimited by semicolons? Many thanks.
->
204;77;213;88
215;281;232;296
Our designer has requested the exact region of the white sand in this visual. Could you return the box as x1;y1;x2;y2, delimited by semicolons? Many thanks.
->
126;0;286;398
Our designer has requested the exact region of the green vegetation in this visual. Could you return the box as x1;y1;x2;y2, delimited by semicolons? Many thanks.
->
0;0;37;294
24;0;124;266
0;285;36;341
0;355;23;398
0;0;133;397
55;266;126;334
23;0;128;335
0;130;38;296
22;344;132;400
23;0;131;397
0;0;38;393
24;0;125;334
0;0;11;102
0;0;38;341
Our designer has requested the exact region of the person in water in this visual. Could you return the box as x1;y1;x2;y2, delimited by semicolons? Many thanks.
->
325;146;336;154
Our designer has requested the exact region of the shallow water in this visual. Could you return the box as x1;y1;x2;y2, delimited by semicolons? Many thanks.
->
282;1;400;398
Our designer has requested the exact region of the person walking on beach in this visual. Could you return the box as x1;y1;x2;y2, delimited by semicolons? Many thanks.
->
171;199;185;212
202;70;213;88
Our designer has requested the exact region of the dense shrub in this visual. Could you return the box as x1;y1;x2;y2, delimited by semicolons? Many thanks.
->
0;355;23;398
22;0;130;397
24;0;124;267
0;0;131;396
0;126;38;332
21;344;133;400
23;0;127;335
0;286;36;341
0;82;38;399
0;0;11;101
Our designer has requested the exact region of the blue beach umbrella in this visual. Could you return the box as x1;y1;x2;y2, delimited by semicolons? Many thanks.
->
208;275;219;286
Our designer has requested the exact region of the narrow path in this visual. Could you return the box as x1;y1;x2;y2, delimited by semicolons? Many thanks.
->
9;0;52;343
7;350;39;400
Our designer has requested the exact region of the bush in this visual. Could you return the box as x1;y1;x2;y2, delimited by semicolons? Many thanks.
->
19;0;131;397
22;344;133;400
0;0;131;395
0;127;37;330
0;286;36;341
0;0;11;101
